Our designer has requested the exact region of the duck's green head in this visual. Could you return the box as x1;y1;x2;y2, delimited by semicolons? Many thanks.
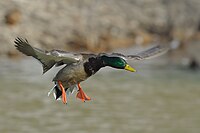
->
101;55;136;72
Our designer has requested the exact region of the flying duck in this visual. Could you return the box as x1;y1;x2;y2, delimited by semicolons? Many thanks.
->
14;37;168;104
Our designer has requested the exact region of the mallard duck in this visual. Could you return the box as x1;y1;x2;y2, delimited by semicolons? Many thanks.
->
14;37;168;104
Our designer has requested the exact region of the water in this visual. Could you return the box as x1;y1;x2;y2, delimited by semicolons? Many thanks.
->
0;57;200;133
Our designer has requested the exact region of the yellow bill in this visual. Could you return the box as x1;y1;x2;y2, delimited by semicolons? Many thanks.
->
124;64;136;72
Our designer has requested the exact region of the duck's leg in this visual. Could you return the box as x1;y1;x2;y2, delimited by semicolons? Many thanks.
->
76;83;91;102
58;81;67;104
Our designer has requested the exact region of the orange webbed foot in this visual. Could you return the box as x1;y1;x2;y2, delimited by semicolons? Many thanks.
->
76;83;91;102
58;81;67;104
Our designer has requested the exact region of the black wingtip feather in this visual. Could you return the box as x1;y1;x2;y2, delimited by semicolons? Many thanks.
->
14;37;36;57
14;37;24;45
14;37;57;74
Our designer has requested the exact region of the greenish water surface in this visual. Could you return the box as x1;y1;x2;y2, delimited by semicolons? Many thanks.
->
0;57;200;133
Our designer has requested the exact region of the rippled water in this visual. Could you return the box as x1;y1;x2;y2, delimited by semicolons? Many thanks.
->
0;57;200;133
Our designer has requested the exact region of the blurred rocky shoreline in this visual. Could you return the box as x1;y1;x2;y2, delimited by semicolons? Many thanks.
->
1;0;200;58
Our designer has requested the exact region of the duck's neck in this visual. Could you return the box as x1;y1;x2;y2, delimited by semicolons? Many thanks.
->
83;57;106;76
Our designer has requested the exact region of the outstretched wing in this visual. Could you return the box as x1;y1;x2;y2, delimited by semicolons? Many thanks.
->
110;45;169;60
14;37;83;74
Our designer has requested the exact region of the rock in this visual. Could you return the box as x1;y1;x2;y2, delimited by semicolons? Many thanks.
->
189;57;199;71
135;31;155;46
5;9;21;26
0;0;200;56
6;51;19;58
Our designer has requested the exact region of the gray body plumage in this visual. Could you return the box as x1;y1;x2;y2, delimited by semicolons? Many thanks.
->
53;61;88;88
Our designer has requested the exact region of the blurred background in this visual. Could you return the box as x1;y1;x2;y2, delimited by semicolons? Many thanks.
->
0;0;200;133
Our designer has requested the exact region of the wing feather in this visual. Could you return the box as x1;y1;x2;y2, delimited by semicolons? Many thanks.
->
14;37;82;73
127;45;169;60
110;45;169;61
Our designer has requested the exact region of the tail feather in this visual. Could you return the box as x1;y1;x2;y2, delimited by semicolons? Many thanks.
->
47;84;62;100
66;85;78;97
47;85;56;97
48;82;68;100
48;83;78;101
54;85;62;100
